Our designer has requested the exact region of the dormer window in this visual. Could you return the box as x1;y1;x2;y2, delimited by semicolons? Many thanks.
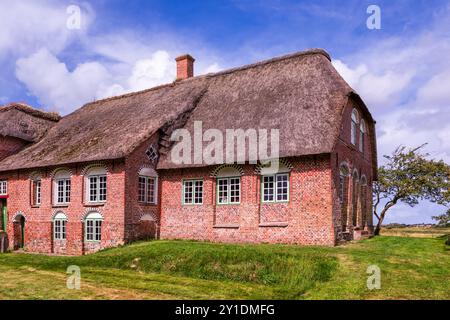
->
0;181;7;195
146;145;158;162
351;109;359;146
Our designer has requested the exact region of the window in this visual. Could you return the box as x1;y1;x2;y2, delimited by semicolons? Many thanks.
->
53;212;67;240
183;180;203;204
138;176;157;204
262;174;289;203
146;145;159;162
53;170;71;205
339;165;349;204
217;177;240;204
351;109;359;146
32;180;42;206
359;120;366;153
85;167;107;203
85;212;103;242
0;180;7;195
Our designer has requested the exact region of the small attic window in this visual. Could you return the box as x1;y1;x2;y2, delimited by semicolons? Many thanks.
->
146;145;159;162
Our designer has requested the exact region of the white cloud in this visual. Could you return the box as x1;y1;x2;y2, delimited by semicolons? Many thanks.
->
332;59;414;109
126;51;174;92
16;48;111;113
0;0;93;59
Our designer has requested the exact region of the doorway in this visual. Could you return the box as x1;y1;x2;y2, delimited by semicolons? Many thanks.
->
0;198;6;231
13;214;25;250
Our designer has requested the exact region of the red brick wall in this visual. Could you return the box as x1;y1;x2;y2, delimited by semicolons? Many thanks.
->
0;136;28;161
0;160;126;255
124;134;160;241
159;155;337;246
332;98;376;239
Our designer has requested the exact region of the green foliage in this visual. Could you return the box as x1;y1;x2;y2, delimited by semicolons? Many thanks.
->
432;209;450;227
373;144;450;234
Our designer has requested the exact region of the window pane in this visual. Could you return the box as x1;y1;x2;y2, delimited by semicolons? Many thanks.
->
138;177;146;202
99;176;107;201
62;220;66;240
86;220;93;241
276;174;289;201
230;178;240;203
65;180;71;203
263;176;275;202
95;220;102;241
184;181;193;204
194;181;203;204
89;177;97;202
217;178;228;204
147;178;155;204
351;121;357;145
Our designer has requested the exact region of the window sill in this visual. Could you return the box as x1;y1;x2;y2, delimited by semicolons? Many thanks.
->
261;201;289;205
138;202;158;206
53;204;69;208
84;202;106;207
259;222;289;228
31;205;41;209
213;224;240;229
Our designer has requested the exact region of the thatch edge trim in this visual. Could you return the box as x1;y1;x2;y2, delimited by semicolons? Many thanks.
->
0;103;60;122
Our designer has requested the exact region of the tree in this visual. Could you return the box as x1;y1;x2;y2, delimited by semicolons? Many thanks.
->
373;144;450;236
432;209;450;227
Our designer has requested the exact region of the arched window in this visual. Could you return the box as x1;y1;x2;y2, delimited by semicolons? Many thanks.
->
53;212;67;240
351;109;359;146
352;170;359;226
359;120;366;153
260;162;291;203
84;211;103;242
360;175;368;227
339;164;349;204
138;167;158;204
53;169;71;205
85;166;107;203
216;167;242;205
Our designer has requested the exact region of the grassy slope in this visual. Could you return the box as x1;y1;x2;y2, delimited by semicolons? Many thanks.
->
0;236;448;300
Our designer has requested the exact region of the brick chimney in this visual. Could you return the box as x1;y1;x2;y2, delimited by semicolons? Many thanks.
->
175;54;195;80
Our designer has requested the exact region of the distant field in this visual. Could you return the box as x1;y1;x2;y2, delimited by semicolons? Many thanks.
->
0;236;449;300
381;227;450;238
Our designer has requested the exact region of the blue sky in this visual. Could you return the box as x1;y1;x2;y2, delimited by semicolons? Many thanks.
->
0;0;449;223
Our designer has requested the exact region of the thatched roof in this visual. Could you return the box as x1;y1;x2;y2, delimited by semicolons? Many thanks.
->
0;49;375;172
0;103;60;142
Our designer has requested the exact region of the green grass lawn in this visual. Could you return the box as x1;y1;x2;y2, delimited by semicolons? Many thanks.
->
0;236;448;300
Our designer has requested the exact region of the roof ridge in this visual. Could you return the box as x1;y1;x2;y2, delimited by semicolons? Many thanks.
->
0;103;61;122
80;48;330;108
205;48;331;78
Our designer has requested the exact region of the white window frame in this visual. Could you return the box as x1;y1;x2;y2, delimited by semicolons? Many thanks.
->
54;173;71;205
32;179;42;206
85;212;103;242
359;120;366;153
0;180;7;195
53;213;67;240
217;177;241;204
138;176;158;204
183;179;203;205
262;173;290;203
85;167;107;204
351;109;359;146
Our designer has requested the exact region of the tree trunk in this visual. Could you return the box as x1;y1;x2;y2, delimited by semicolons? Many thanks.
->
374;201;397;236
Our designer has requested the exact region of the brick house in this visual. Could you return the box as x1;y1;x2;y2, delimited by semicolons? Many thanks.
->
0;49;377;255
